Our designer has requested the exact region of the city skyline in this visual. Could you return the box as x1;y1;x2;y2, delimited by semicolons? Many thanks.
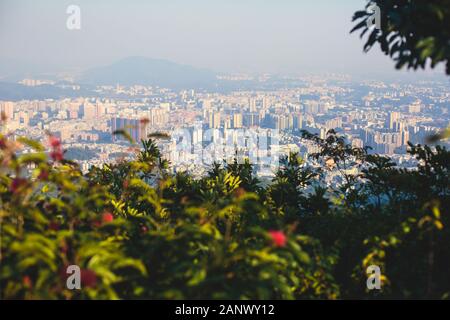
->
1;0;450;304
2;72;448;177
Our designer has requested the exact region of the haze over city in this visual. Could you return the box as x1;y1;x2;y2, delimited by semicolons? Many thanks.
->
0;0;446;79
1;0;450;307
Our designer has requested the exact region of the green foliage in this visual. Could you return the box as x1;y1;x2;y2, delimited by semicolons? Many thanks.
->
352;0;450;75
1;130;449;299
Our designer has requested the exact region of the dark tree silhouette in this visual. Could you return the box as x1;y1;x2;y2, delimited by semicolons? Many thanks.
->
352;0;450;75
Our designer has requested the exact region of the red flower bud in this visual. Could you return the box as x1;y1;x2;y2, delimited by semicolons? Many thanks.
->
59;264;70;280
23;275;32;288
268;230;287;247
49;136;61;148
102;212;114;224
81;269;97;288
50;150;64;162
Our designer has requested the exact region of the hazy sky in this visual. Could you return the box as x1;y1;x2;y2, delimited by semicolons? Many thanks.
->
0;0;445;78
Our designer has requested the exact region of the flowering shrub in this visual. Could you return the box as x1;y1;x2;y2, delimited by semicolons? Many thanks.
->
0;129;449;299
0;133;338;299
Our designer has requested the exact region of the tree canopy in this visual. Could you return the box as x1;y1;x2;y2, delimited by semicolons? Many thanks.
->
352;0;450;75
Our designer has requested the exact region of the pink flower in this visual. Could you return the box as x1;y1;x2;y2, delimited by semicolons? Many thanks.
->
102;212;114;224
81;269;97;288
49;136;61;148
268;230;287;247
23;275;32;288
48;135;64;162
50;150;64;162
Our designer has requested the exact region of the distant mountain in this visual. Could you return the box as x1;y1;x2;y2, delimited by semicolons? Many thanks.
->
80;57;217;89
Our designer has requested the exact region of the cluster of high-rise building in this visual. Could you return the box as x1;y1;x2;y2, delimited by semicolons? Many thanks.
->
1;75;448;177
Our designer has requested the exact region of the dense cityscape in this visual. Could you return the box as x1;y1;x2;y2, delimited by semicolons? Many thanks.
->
1;0;450;305
1;74;448;180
